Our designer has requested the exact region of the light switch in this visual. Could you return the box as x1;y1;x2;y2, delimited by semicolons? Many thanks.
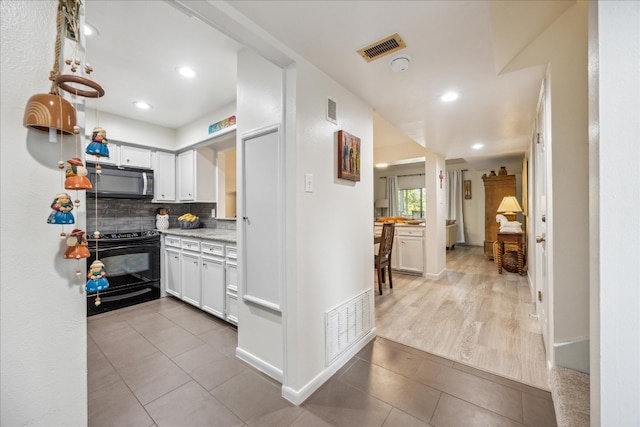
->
304;173;313;193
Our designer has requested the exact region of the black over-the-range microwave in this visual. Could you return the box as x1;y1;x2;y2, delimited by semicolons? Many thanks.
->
86;162;154;199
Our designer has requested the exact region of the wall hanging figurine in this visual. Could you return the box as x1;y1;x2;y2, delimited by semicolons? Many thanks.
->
86;260;109;306
85;126;109;173
64;229;90;275
47;193;75;239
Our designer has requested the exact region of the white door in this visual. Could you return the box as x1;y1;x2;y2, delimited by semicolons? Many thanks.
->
534;91;550;358
241;125;282;311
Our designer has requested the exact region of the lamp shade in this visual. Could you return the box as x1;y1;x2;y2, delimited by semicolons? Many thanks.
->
375;199;389;208
496;196;522;215
23;93;77;135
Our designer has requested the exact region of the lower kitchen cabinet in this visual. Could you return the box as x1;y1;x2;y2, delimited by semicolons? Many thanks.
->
396;227;424;273
164;247;181;297
181;250;201;307
163;235;236;324
201;256;225;318
225;249;238;325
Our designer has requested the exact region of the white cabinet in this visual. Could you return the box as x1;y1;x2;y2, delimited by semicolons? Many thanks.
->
202;256;225;318
177;147;216;202
181;250;201;307
155;151;176;201
85;140;119;165
162;235;235;323
177;150;195;201
201;241;225;318
396;227;424;273
120;145;152;168
225;245;238;325
164;247;181;298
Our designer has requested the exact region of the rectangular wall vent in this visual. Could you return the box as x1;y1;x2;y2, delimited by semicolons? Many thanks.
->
326;97;337;123
325;290;372;366
357;33;406;62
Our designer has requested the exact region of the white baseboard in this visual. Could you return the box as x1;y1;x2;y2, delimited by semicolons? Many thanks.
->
281;328;377;406
235;347;283;383
554;337;590;374
425;268;446;280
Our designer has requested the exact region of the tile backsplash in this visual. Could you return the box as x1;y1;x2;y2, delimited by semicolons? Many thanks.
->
86;198;236;233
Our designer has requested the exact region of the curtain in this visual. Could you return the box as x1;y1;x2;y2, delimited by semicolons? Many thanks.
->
387;176;399;217
446;170;465;244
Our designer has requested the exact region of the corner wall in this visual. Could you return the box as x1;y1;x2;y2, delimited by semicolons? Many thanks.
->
589;1;640;425
506;1;590;373
1;1;87;425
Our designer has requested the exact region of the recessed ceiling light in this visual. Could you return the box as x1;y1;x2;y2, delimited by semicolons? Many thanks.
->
472;143;484;150
177;66;196;78
375;163;389;168
133;101;151;110
84;23;99;37
440;91;460;102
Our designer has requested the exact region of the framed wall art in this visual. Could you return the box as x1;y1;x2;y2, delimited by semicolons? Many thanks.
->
337;130;361;182
464;179;472;199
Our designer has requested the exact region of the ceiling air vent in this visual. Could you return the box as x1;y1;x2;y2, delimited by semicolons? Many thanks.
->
357;33;407;62
327;97;337;124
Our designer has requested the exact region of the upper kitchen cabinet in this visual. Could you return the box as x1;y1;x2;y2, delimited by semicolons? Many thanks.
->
177;147;215;202
154;151;176;202
120;145;152;169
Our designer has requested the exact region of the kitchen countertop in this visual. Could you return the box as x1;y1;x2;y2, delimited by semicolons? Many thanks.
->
160;228;237;243
374;222;425;227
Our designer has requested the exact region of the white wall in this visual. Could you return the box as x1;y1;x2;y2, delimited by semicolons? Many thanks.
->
175;102;236;150
85;110;176;151
590;1;640;425
1;1;87;425
507;1;590;373
283;55;374;396
235;49;285;375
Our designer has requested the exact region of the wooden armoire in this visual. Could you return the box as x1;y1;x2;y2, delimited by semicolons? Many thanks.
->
482;173;516;259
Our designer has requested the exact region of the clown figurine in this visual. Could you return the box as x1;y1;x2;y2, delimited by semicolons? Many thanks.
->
86;126;110;158
64;229;90;259
86;260;109;293
64;157;92;190
47;192;75;224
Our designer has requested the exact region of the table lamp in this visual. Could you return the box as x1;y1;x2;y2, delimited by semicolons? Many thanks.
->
497;196;522;221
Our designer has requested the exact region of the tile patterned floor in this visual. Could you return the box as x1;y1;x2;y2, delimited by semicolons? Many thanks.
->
88;295;556;426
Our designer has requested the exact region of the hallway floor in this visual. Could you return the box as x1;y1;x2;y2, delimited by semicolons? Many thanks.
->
376;245;549;390
88;291;556;426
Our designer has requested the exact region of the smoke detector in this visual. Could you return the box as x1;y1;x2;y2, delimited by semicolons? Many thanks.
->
390;55;411;72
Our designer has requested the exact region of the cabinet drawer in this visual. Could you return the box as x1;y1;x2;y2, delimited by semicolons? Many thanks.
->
181;239;201;252
201;241;224;257
165;236;181;248
397;227;424;237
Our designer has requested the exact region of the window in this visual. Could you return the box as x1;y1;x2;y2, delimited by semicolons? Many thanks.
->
397;188;426;218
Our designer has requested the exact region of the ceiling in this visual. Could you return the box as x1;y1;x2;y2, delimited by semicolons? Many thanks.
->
82;0;574;167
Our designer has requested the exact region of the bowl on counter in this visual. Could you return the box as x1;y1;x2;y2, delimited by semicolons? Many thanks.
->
178;219;201;229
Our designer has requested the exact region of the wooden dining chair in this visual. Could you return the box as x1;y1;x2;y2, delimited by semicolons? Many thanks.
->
375;223;395;295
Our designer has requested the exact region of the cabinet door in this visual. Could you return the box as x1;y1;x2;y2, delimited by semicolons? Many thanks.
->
201;256;225;319
120;145;152;168
85;141;119;165
155;151;175;201
164;248;181;297
225;262;238;325
397;237;424;273
177;150;195;201
181;251;201;307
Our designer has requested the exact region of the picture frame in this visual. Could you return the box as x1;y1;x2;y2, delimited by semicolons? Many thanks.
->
337;130;361;182
464;179;472;199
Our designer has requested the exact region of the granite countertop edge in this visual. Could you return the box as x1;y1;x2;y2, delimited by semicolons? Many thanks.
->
160;228;237;243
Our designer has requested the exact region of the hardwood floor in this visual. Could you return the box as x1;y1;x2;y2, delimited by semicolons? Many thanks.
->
375;245;550;390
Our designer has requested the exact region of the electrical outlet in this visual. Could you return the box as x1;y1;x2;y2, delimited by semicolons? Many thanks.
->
211;208;216;218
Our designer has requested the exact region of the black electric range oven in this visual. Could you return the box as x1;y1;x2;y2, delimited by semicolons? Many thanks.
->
86;230;161;317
